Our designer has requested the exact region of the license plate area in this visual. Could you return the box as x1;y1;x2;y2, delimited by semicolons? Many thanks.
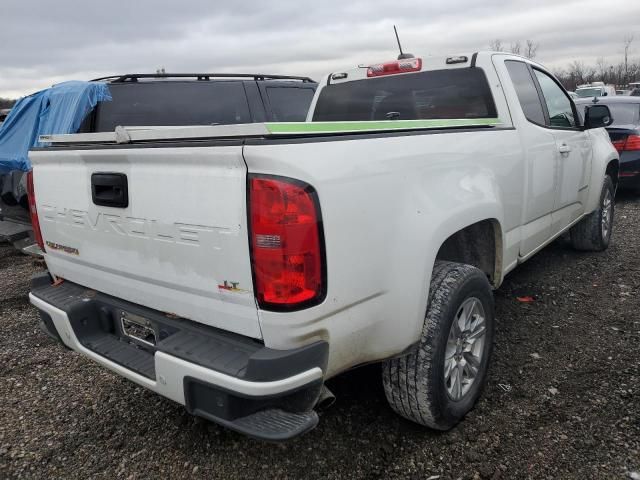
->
120;311;157;347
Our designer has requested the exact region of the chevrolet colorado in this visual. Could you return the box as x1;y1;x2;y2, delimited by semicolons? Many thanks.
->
27;53;619;441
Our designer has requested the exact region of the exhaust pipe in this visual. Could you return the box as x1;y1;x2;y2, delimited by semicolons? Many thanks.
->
315;385;336;410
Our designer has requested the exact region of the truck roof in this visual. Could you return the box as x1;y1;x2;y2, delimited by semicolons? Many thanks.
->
323;51;539;86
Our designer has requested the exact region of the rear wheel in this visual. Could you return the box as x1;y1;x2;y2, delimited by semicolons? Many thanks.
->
570;175;614;251
382;261;494;430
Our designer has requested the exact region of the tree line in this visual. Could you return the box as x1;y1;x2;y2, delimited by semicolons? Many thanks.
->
490;35;639;91
0;98;16;109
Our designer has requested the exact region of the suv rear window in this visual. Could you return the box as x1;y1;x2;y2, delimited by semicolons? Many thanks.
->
312;69;497;122
93;81;252;131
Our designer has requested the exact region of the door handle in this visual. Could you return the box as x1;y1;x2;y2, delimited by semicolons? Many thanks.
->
558;144;572;155
91;173;129;208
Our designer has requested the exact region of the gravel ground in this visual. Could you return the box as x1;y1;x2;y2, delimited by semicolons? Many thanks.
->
1;194;639;480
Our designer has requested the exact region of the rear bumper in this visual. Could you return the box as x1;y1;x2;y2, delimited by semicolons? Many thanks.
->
29;273;328;441
619;156;640;189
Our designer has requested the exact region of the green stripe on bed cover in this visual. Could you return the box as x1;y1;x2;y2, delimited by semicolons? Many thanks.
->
265;118;502;134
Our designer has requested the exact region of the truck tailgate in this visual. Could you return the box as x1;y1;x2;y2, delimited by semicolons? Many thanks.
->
29;145;261;339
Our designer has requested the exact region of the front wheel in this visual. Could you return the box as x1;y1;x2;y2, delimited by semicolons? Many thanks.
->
570;175;615;251
382;261;495;430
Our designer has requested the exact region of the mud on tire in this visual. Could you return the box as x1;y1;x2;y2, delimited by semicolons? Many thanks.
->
382;261;495;430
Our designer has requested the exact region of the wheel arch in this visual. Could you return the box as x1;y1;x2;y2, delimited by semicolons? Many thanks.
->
605;158;619;192
434;218;504;288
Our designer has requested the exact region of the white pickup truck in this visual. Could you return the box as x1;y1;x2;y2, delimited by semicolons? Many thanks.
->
28;52;619;441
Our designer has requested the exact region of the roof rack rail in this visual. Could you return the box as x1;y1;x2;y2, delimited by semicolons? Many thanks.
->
90;73;315;83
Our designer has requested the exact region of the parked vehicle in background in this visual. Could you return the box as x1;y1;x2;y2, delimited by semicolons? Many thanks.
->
631;89;640;97
0;171;35;253
576;82;616;98
1;73;317;254
28;52;618;441
81;73;318;132
576;96;640;192
616;90;631;96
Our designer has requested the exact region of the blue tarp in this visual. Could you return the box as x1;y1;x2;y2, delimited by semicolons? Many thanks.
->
0;81;111;173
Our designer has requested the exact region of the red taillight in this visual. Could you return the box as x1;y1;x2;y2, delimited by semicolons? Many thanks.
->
624;135;640;151
367;58;422;77
26;171;45;251
249;175;325;310
613;135;640;152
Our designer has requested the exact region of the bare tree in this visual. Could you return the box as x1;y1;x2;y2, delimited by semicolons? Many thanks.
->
554;57;640;91
624;35;634;83
568;60;586;86
595;57;608;81
0;98;16;109
489;39;504;52
524;40;539;59
510;41;522;55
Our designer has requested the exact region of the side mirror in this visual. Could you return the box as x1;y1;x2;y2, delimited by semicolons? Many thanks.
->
584;104;613;129
602;92;608;96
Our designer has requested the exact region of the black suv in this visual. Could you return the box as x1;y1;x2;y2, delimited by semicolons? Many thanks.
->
80;73;317;132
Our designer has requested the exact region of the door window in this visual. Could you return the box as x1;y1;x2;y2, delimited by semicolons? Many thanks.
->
533;70;576;128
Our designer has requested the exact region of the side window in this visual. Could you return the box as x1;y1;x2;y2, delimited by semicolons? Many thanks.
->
266;87;315;122
533;70;576;128
504;61;546;125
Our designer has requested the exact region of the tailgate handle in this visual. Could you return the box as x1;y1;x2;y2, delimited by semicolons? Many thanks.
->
91;173;129;208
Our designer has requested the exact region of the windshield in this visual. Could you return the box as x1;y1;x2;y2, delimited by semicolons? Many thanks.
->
576;88;603;98
313;68;497;121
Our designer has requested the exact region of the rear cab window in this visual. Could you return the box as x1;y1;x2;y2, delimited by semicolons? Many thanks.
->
312;68;497;122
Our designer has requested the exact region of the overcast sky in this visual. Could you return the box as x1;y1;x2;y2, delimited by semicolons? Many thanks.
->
1;0;639;98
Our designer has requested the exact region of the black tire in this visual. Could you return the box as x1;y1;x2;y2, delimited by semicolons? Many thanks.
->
570;175;614;251
382;261;495;430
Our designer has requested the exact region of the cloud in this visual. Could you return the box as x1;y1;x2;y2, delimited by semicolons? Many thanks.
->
1;0;639;98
